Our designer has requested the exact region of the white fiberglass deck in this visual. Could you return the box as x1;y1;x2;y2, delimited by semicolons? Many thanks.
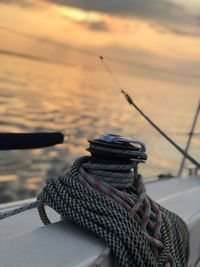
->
0;176;200;267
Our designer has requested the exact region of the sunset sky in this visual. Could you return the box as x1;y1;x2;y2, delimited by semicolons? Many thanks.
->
0;0;200;85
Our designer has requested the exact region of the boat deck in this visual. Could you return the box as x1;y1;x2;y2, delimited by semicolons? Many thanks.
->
0;175;200;267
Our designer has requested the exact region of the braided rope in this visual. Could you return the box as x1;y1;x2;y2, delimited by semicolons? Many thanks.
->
0;201;37;220
39;154;189;267
0;135;189;267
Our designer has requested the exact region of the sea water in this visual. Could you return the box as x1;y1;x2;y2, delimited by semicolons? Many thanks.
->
0;54;199;203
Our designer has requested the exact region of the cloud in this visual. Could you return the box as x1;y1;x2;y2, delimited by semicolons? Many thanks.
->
46;0;182;21
0;0;46;9
84;21;109;31
1;0;200;36
60;13;110;32
167;26;200;37
150;21;200;37
0;0;31;6
0;48;72;66
101;44;200;82
0;0;18;2
46;0;200;36
0;25;98;57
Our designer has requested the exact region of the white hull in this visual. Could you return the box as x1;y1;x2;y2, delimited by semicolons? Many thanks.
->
0;175;200;266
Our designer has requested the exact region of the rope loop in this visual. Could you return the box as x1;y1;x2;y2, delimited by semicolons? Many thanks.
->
37;194;51;225
38;135;189;267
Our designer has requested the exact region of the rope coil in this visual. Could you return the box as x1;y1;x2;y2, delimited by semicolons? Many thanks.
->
38;135;189;267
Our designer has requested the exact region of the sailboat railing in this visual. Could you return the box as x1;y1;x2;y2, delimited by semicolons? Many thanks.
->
178;100;200;177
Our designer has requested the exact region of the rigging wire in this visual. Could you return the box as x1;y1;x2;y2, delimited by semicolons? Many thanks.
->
99;56;200;169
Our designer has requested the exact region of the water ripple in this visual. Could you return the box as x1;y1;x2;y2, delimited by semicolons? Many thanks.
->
0;55;199;203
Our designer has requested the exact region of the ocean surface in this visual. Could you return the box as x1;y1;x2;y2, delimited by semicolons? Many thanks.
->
0;53;199;203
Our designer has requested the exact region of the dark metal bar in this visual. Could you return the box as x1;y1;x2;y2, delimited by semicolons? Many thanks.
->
178;100;200;176
0;132;64;150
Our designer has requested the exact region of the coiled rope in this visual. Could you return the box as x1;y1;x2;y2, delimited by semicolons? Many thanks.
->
37;135;189;267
